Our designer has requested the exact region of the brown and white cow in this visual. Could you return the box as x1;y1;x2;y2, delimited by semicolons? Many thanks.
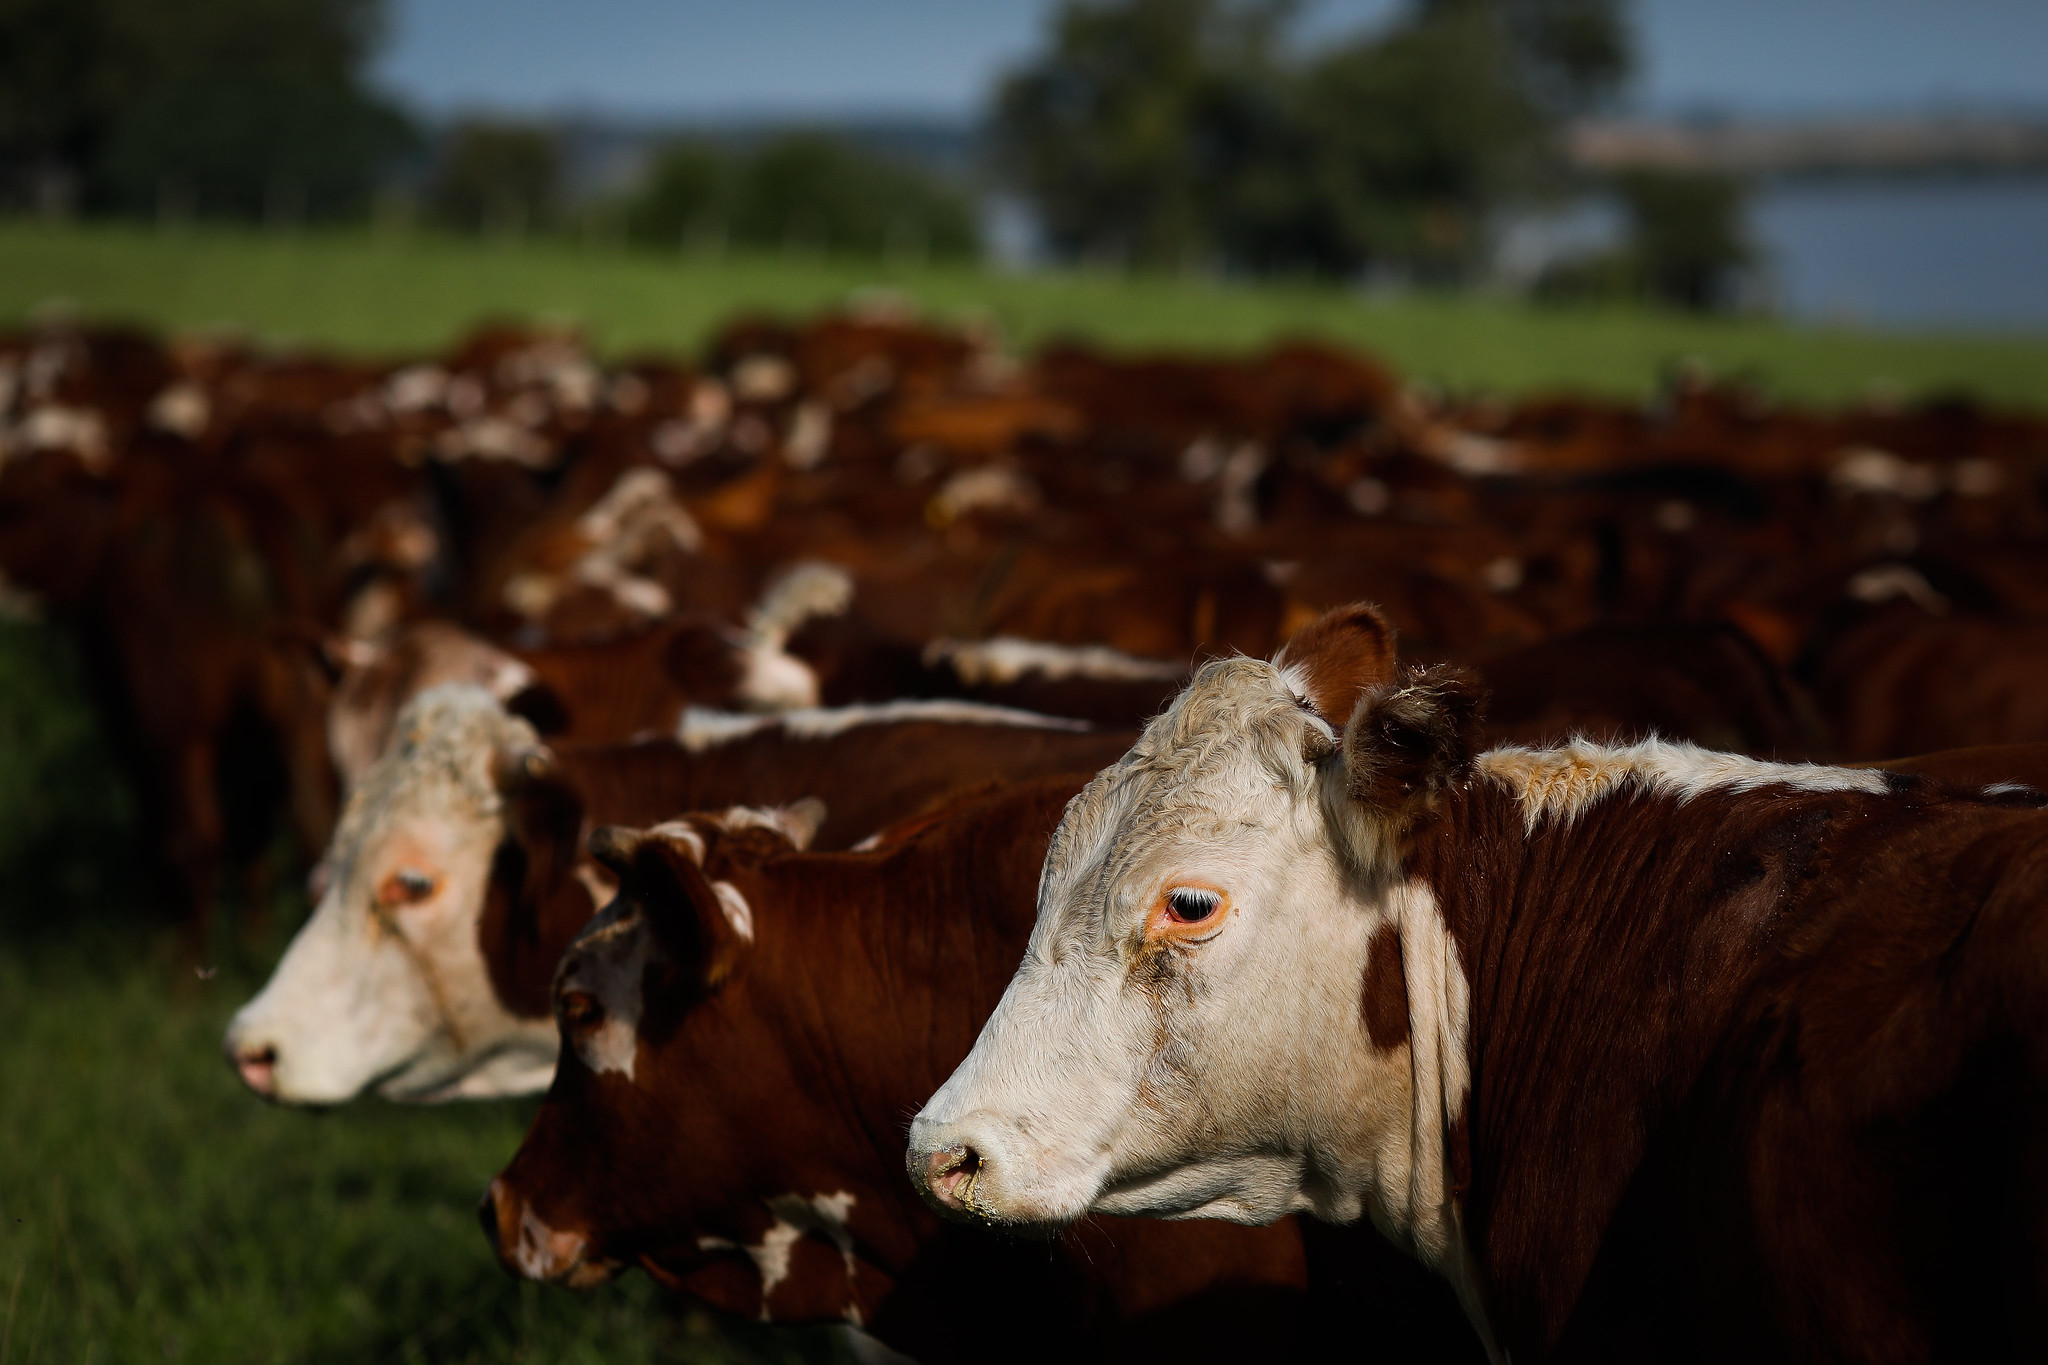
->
223;684;1134;1104
484;776;1481;1365
909;604;2048;1362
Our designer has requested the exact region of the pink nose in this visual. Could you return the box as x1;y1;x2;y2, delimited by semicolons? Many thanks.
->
918;1143;983;1214
232;1044;277;1097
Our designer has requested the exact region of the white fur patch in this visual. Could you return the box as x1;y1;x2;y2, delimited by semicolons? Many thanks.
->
922;636;1182;686
676;699;1089;751
735;639;822;711
748;561;854;643
700;1190;862;1323
712;880;754;942
1478;736;1891;834
715;799;826;851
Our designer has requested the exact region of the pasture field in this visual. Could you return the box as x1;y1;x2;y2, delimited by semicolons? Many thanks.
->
0;624;846;1365
4;219;2048;408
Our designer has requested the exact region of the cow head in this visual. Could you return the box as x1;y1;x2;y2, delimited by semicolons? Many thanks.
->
223;683;587;1104
482;803;889;1325
906;604;1480;1246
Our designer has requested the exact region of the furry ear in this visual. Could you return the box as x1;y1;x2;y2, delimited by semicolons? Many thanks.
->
631;825;751;986
771;797;826;851
1273;602;1399;728
492;742;587;902
1345;664;1487;822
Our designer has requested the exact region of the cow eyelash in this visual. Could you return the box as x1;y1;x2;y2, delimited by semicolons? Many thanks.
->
1165;888;1221;924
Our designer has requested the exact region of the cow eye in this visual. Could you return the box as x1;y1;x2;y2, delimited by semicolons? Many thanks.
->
558;989;602;1030
1165;888;1221;924
377;868;437;907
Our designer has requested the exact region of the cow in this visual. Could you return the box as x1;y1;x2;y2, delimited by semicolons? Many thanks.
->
223;684;1135;1105
484;776;1481;1365
908;603;2048;1362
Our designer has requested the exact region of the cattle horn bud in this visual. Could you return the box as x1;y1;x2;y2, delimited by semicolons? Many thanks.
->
587;825;645;875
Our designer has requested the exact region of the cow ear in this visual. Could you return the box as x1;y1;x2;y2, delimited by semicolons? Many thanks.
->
1344;664;1487;823
1273;602;1399;728
494;744;586;894
505;680;570;736
770;797;826;851
632;824;752;987
587;825;645;879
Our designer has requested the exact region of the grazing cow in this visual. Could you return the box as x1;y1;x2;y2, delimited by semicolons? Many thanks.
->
484;777;1479;1365
223;685;1134;1104
909;604;2048;1362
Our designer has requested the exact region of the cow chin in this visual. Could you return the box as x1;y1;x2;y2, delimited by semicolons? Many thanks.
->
1092;1153;1309;1226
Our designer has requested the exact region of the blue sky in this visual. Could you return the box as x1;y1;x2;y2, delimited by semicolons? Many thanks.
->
374;0;2048;122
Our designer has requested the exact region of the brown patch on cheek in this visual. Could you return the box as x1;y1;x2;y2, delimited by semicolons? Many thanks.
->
1132;942;1201;1111
1361;922;1409;1052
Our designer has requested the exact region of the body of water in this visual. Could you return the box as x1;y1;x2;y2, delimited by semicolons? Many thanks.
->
1755;176;2048;332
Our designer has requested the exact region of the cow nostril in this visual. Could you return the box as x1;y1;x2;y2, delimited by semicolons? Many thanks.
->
924;1143;983;1209
232;1044;278;1097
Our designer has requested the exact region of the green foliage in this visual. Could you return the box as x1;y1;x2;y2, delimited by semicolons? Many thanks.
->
3;220;2045;411
427;121;563;237
993;0;1628;279
622;134;980;261
0;0;414;221
1537;171;1756;312
990;0;1292;268
624;143;733;250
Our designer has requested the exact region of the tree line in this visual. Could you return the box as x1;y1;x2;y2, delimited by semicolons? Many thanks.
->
0;0;1753;308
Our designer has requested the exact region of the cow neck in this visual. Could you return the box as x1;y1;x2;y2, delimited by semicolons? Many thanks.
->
722;801;1060;1254
1395;772;1865;1357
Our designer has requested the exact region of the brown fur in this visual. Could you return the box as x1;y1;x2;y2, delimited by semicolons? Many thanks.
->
1348;690;2048;1361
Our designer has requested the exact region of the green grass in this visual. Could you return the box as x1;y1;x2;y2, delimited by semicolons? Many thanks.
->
0;622;847;1365
3;218;2046;408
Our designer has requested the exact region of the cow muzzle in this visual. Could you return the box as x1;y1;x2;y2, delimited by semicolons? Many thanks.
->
479;1177;621;1288
906;1113;1091;1230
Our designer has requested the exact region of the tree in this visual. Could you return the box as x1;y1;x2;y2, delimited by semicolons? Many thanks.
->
622;142;733;250
0;0;413;220
620;133;980;261
990;0;1635;280
989;0;1293;269
426;120;561;236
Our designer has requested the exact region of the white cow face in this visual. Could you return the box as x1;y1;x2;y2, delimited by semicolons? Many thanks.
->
908;649;1416;1232
224;685;559;1104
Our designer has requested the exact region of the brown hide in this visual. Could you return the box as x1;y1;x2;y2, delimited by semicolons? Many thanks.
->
1389;753;2048;1361
475;719;1137;1019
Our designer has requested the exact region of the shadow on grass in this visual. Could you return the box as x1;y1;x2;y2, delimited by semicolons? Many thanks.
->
0;621;855;1364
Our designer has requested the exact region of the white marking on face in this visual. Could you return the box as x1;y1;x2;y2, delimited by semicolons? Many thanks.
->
922;636;1183;686
558;910;651;1081
225;686;559;1104
1476;736;1892;835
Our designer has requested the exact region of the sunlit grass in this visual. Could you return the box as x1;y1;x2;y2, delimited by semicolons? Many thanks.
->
3;218;2045;408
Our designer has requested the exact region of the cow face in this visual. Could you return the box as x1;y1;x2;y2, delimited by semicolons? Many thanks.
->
223;685;562;1104
907;606;1418;1231
482;806;874;1324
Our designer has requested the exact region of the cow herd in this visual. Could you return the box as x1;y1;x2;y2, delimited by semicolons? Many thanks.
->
3;308;2046;1360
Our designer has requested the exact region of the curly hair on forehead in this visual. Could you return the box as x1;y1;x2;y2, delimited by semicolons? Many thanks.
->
1040;656;1324;909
